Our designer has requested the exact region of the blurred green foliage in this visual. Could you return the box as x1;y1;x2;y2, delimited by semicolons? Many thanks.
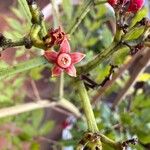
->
0;0;149;150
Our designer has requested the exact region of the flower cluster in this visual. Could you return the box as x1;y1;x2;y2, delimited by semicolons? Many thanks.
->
44;28;85;77
108;0;144;13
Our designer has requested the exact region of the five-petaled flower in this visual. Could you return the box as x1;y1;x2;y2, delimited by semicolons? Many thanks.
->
44;38;85;77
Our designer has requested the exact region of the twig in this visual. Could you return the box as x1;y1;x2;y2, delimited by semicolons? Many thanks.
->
59;72;64;100
31;79;41;101
0;99;81;119
37;136;62;148
112;48;150;109
0;100;56;118
122;138;138;147
27;0;47;37
91;50;145;104
51;0;64;100
77;80;98;132
67;0;107;35
77;42;123;75
67;0;93;35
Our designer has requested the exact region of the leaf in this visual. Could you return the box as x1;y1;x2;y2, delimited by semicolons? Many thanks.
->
62;0;72;20
31;142;40;150
29;66;44;80
20;124;37;139
11;7;24;19
18;0;32;25
5;18;23;33
130;8;148;27
31;109;44;128
123;26;145;41
39;121;54;135
0;57;49;80
100;103;111;127
137;73;150;82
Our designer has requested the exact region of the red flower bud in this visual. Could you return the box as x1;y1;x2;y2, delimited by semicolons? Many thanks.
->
44;27;67;48
108;0;144;13
127;0;144;13
108;0;117;6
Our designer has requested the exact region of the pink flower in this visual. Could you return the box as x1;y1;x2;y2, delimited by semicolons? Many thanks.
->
44;38;85;77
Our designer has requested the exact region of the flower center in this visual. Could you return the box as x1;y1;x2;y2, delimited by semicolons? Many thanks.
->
57;53;71;68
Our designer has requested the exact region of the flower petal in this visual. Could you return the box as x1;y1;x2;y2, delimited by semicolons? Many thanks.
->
65;65;77;77
52;65;63;77
70;52;86;64
44;50;58;62
59;38;71;53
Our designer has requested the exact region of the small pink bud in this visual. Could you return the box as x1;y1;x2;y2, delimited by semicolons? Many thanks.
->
108;0;117;6
127;0;144;13
108;0;144;13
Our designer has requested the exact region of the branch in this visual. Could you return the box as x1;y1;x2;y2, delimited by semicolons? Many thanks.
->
77;42;123;75
112;48;150;109
91;49;145;104
0;57;49;80
0;99;81;119
67;0;93;35
67;0;107;35
0;100;56;118
26;0;47;37
77;80;98;132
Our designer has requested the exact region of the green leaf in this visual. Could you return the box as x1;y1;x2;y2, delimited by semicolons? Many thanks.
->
5;18;23;33
130;8;148;27
100;103;111;127
20;124;37;140
0;57;49;80
39;121;54;135
31;109;44;128
29;66;44;80
62;0;72;20
31;142;40;150
11;7;24;19
18;0;32;25
123;26;145;41
120;113;132;125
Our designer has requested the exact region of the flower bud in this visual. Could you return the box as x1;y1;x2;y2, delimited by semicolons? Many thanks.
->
127;0;144;13
108;0;144;13
108;0;118;6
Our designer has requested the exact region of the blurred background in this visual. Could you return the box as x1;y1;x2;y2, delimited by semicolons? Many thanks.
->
0;0;149;150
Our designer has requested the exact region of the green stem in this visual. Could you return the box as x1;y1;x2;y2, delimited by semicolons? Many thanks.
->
51;0;64;100
100;134;122;149
67;0;93;35
59;72;64;100
27;0;47;37
30;24;45;49
0;39;25;50
77;80;98;132
77;42;123;75
114;28;123;42
68;0;107;35
94;0;107;5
